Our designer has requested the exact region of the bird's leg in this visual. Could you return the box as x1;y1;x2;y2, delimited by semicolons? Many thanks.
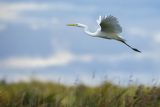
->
120;40;141;53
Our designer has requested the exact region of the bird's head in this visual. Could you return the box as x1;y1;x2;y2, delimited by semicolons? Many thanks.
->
67;23;85;28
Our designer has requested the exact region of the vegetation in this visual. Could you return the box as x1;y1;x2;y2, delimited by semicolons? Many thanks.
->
0;80;160;107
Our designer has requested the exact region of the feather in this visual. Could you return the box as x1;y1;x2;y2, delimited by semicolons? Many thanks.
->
99;15;122;33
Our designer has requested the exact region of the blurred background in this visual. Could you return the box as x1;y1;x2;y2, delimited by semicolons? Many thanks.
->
0;0;160;86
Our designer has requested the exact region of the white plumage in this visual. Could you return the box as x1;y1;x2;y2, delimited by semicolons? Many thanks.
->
67;15;141;52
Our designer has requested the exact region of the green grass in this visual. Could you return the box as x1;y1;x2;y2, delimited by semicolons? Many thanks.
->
0;80;160;107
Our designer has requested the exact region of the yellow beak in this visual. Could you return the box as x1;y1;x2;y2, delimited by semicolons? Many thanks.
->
66;24;77;26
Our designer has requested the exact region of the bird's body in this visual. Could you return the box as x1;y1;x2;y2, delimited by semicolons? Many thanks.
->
95;31;124;41
67;15;141;52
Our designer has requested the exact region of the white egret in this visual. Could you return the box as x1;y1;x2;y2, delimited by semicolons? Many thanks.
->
67;15;141;52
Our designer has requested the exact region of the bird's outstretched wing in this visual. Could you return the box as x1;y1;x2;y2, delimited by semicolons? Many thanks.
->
98;15;122;33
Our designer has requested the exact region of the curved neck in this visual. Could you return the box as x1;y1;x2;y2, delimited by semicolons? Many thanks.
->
80;24;95;36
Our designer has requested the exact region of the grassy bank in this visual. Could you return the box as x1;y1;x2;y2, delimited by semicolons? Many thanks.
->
0;80;160;107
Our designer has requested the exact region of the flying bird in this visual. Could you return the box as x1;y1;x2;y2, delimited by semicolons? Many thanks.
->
67;15;141;52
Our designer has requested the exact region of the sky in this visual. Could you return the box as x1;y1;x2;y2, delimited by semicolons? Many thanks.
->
0;0;160;86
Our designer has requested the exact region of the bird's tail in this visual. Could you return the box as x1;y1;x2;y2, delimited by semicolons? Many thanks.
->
120;40;141;53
